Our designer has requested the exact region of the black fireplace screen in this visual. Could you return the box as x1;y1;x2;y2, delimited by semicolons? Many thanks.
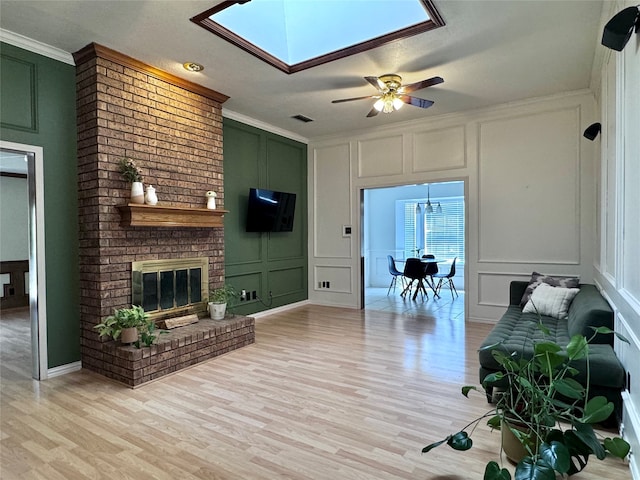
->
132;258;208;317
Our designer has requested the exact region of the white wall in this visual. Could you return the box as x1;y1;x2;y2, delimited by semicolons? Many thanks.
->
364;182;465;289
594;2;640;478
0;175;29;261
309;91;596;321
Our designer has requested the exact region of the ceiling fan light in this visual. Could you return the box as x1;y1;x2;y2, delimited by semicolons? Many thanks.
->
373;98;385;112
392;97;404;110
382;97;395;113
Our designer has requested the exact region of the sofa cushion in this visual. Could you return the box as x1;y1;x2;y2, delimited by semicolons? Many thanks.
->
519;271;580;308
567;284;615;344
522;283;580;320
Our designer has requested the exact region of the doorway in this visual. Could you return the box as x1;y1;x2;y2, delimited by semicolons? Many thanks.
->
361;180;466;315
0;141;47;380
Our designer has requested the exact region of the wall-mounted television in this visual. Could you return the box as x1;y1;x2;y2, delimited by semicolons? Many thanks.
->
246;187;297;232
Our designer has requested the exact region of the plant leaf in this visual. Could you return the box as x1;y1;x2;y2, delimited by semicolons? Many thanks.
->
421;437;448;453
462;385;477;397
447;431;473;451
567;335;589;360
514;457;555;480
539;441;570;473
533;342;562;354
581;396;614;424
558;430;591;474
484;461;511;480
553;378;585;400
603;437;631;458
572;422;606;459
487;415;501;430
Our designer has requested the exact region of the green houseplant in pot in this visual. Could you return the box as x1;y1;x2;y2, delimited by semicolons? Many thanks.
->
208;284;238;320
422;322;630;480
95;305;149;344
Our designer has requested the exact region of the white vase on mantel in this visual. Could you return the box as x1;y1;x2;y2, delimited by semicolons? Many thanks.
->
145;185;158;206
130;181;144;204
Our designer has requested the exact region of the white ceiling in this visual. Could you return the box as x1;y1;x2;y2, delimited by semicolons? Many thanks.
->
0;0;605;141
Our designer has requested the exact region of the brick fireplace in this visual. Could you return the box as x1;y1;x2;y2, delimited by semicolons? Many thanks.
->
74;43;254;387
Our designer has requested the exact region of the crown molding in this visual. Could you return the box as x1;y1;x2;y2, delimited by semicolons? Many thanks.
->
223;109;309;144
0;29;74;65
73;43;229;104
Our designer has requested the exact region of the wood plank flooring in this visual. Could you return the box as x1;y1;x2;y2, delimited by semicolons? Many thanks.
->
0;300;631;479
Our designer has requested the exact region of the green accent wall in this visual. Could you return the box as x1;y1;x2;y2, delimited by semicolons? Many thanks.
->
223;119;307;314
1;42;79;368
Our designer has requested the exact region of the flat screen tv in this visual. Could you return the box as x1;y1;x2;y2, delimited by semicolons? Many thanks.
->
246;188;297;232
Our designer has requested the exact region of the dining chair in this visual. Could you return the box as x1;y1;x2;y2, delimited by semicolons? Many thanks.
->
386;255;406;295
401;258;429;300
433;257;458;299
421;254;439;293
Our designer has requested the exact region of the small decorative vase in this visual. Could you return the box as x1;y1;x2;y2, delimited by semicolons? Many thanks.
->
206;191;217;210
130;182;144;204
145;185;158;205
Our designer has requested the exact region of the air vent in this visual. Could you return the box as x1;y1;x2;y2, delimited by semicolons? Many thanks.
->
291;114;314;123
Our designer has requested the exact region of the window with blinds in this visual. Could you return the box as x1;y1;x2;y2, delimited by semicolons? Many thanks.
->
400;197;465;263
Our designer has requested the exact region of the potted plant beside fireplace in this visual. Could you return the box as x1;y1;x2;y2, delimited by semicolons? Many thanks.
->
95;305;149;344
208;284;238;320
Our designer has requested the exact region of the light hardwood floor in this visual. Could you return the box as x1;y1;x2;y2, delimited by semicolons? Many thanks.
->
0;301;630;479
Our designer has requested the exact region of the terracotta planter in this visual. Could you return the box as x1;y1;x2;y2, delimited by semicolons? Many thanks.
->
120;327;138;344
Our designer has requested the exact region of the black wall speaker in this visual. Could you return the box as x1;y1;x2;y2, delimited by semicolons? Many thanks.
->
602;6;639;51
583;122;601;141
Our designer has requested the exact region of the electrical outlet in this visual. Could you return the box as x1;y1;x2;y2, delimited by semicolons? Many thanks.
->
240;289;247;301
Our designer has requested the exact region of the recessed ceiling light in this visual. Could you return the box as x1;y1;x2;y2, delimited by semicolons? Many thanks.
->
183;62;204;72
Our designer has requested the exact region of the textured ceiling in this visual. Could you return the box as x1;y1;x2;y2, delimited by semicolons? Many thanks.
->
0;0;604;141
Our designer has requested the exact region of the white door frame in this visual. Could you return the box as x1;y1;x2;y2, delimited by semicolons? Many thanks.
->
1;140;48;380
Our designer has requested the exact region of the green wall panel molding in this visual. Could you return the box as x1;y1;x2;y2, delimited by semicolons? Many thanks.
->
0;53;38;132
223;118;308;315
0;42;79;369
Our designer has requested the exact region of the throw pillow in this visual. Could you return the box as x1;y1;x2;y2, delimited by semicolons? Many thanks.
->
519;271;580;308
522;283;580;320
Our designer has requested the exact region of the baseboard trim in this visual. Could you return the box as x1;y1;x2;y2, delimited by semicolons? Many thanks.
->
47;361;82;378
251;300;311;320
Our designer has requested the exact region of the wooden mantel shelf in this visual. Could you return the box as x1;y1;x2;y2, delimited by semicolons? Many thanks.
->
117;204;228;228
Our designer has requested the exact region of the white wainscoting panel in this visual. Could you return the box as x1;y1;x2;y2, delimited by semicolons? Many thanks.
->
477;272;530;307
357;135;403;178
313;144;352;258
478;107;580;264
413;125;466;172
314;265;352;293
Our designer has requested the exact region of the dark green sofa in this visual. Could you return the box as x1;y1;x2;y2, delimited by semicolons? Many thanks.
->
479;281;626;421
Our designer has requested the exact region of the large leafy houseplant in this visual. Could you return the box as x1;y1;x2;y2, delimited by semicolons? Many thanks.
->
422;321;630;480
94;305;157;346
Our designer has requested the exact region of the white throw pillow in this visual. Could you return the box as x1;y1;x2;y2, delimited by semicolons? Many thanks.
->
522;283;580;320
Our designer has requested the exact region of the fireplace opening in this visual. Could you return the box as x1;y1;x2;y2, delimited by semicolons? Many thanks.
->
132;257;209;320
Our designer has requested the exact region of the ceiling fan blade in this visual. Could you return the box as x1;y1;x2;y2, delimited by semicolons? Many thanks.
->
332;95;378;104
400;95;434;109
366;107;380;118
365;76;386;91
398;76;444;94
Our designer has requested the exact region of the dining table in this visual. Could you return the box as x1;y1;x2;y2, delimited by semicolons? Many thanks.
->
397;257;448;299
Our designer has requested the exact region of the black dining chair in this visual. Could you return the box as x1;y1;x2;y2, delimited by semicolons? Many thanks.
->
421;254;439;294
433;257;458;299
386;255;406;295
401;258;429;300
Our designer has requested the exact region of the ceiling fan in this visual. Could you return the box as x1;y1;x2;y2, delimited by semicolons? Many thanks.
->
332;74;444;117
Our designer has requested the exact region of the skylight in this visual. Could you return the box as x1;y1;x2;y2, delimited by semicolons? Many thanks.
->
191;0;444;74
